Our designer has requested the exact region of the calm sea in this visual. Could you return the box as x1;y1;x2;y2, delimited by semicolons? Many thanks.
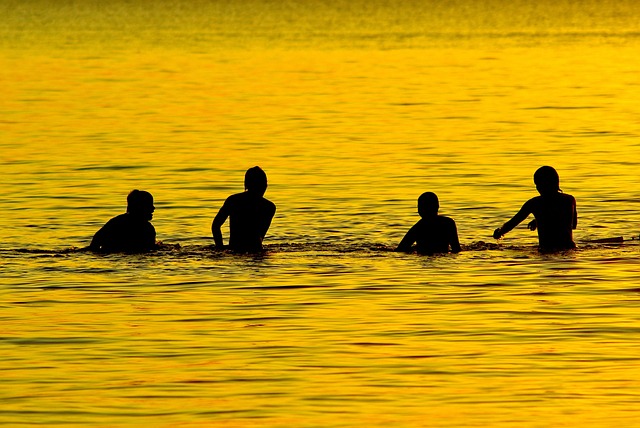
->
2;0;640;426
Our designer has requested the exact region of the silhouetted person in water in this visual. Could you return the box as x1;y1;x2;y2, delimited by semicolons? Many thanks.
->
211;166;276;253
90;190;156;253
396;192;461;254
493;166;577;251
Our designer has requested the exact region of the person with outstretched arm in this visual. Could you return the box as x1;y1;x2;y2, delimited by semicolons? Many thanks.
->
493;166;577;251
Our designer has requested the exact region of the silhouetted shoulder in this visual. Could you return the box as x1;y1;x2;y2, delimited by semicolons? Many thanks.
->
224;192;275;212
90;213;156;253
439;216;457;227
418;215;461;254
397;215;460;254
527;193;575;213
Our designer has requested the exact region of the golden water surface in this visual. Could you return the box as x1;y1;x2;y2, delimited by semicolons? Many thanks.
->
1;1;640;426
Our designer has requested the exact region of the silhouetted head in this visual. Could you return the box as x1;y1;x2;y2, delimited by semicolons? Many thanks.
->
127;190;155;220
245;166;268;195
534;166;560;196
418;192;439;218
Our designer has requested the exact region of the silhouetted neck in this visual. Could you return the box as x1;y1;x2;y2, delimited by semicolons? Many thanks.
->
245;189;266;197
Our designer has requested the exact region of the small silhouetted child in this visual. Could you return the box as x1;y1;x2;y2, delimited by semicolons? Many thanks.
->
211;166;276;253
493;166;577;251
89;190;157;253
396;192;461;254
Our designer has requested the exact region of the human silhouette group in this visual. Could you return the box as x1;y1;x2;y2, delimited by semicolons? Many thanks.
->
89;165;577;254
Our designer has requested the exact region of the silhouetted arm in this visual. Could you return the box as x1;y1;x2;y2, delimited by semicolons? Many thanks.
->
494;200;534;239
259;204;276;240
145;224;157;250
396;222;419;252
572;197;578;229
211;202;230;249
89;227;105;251
89;218;115;251
449;220;461;253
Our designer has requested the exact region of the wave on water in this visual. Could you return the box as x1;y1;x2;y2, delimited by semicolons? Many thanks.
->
1;239;637;258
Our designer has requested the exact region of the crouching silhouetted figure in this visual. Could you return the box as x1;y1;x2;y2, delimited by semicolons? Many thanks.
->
90;190;157;253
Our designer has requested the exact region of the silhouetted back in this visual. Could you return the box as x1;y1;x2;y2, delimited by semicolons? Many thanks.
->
223;192;276;252
397;215;461;254
90;213;156;252
396;192;461;254
211;166;276;253
526;193;576;250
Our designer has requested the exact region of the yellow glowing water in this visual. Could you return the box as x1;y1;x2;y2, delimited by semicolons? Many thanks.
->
1;0;640;426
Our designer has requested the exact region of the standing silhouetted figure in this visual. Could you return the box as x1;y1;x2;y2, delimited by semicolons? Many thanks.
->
493;166;577;251
90;190;157;253
211;166;276;253
396;192;461;254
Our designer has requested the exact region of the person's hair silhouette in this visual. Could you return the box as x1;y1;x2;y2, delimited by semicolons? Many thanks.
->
89;190;157;253
211;166;276;253
493;166;577;251
396;192;461;254
244;166;268;194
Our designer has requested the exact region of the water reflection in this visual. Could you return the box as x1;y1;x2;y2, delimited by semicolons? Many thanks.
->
1;0;640;426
